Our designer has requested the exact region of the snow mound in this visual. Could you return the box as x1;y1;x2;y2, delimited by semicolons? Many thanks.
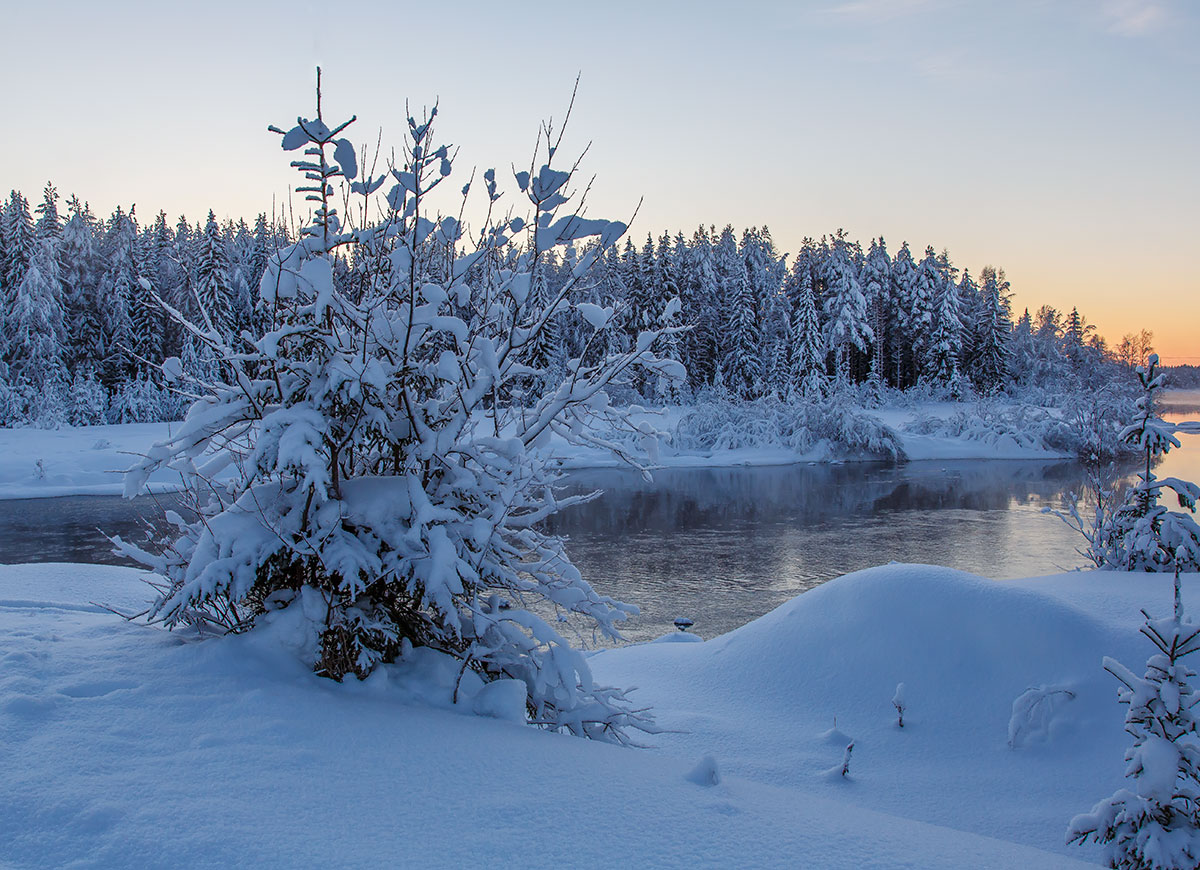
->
0;562;1092;869
593;564;1149;859
663;565;1111;725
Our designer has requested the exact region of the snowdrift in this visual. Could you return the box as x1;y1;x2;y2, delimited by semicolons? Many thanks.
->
0;562;1099;869
593;564;1185;860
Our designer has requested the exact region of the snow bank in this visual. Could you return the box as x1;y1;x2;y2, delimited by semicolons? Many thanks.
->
0;422;181;499
0;399;1070;501
593;564;1194;862
0;562;1093;868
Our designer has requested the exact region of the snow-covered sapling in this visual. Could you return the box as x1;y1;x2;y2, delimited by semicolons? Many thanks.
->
893;682;906;728
840;741;855;778
1007;685;1075;750
685;754;721;787
1067;601;1200;868
116;72;686;745
1104;356;1199;572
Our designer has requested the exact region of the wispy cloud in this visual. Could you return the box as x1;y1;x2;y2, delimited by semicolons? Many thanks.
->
1101;0;1169;36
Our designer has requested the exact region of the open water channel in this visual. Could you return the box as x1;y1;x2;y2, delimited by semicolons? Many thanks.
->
1;401;1197;643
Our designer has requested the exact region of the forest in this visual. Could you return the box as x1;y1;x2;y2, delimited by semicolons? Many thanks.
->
0;183;1153;429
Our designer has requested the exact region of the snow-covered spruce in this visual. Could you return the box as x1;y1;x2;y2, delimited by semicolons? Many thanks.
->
1067;610;1200;868
117;75;685;744
1106;356;1200;574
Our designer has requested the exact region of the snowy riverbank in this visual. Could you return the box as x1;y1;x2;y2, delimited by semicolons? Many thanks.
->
0;399;1070;500
5;561;1172;868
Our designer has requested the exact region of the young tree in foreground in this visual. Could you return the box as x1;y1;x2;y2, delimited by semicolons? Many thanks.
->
1048;355;1200;572
1109;356;1200;573
1067;606;1200;868
118;73;684;744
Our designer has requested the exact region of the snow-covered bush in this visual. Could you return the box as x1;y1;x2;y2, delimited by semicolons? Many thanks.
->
1068;609;1200;868
1008;684;1075;749
1048;359;1199;574
902;397;1134;461
118;74;683;744
1108;356;1200;573
109;373;169;424
675;394;905;460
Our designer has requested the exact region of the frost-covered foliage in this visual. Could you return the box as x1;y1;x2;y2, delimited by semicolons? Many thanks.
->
117;75;685;744
904;402;1059;451
1106;357;1200;573
1008;685;1075;749
904;392;1138;462
1068;609;1200;869
675;394;905;460
1;152;1140;428
1047;360;1197;572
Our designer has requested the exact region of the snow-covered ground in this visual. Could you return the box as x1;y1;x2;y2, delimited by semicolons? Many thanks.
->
0;401;1067;501
3;560;1187;868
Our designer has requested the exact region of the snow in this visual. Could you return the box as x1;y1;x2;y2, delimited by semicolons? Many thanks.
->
0;400;1069;500
0;561;1108;868
590;565;1200;862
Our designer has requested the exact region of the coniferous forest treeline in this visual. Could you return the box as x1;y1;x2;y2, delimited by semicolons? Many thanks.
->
0;183;1151;428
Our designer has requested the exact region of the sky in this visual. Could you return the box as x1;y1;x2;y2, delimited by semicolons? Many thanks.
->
6;0;1199;362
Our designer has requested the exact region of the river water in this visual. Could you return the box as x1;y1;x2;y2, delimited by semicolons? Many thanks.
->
2;403;1197;643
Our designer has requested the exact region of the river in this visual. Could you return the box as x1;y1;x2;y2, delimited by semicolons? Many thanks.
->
1;403;1197;643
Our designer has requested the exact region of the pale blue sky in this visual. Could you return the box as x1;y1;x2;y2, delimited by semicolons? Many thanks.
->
7;0;1199;359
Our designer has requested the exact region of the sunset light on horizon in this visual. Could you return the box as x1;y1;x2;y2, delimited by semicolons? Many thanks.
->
5;0;1198;361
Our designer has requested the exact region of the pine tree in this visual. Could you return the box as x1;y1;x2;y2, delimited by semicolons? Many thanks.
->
680;225;720;391
971;265;1012;393
34;183;62;242
131;226;163;369
59;197;102;374
195;210;234;336
8;225;69;424
97;206;138;385
913;246;946;383
1106;356;1200;573
955;267;981;379
121;75;679;743
68;368;107;426
788;260;826;398
743;227;784;394
822;229;872;386
1;191;36;368
1068;605;1200;869
2;191;35;301
890;242;921;388
718;226;761;399
862;238;891;389
926;256;964;388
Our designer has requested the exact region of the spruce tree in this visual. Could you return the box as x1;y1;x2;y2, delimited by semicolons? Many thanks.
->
195;210;235;336
890;242;921;388
681;225;720;391
971;265;1012;393
59;197;102;375
822;229;872;386
862;237;891;389
1068;602;1200;869
926;257;964;388
97;206;138;385
718;226;761;399
8;223;69;423
121;74;680;742
789;261;826;398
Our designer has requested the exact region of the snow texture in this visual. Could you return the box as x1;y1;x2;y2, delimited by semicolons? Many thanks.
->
0;561;1105;869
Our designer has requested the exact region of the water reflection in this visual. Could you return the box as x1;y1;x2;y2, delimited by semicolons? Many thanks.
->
545;460;1100;641
1;411;1196;644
